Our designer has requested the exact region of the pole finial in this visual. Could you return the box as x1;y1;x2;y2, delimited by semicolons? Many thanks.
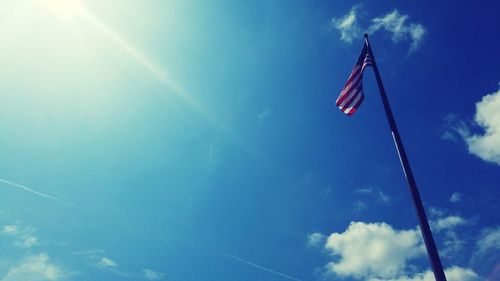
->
364;33;369;39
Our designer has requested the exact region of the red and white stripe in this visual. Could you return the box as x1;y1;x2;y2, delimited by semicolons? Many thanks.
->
336;46;373;116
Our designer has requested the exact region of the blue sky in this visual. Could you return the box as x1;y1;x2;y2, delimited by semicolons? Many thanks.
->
0;1;499;281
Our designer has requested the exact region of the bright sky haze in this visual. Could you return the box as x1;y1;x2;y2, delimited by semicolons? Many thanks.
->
0;1;499;281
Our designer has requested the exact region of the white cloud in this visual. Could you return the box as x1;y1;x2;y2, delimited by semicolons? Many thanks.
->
307;232;326;247
469;227;500;277
431;216;467;232
19;235;38;248
428;214;467;257
143;269;165;280
442;114;472;144
462;86;500;165
449;192;462;203
368;10;426;52
370;266;480;281
353;187;390;214
440;231;464;258
442;267;481;281
318;221;481;280
428;207;446;218
475;227;500;258
330;5;362;43
355;187;390;203
324;222;424;279
75;249;131;277
1;254;63;281
98;257;117;268
2;225;18;235
331;7;425;52
2;224;39;248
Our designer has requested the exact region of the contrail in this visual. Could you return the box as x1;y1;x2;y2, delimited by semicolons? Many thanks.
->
0;178;76;207
199;246;304;281
1;175;302;280
144;228;303;281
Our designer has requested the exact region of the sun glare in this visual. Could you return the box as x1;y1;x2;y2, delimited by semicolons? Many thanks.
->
42;0;84;21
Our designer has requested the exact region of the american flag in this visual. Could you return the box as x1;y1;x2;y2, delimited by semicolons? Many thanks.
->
336;43;373;116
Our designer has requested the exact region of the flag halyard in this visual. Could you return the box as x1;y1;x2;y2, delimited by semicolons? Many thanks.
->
336;43;373;116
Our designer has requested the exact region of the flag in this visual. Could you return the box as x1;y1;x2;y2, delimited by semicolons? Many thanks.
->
336;43;373;116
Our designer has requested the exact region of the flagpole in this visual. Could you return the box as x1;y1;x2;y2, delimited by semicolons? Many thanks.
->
363;33;447;281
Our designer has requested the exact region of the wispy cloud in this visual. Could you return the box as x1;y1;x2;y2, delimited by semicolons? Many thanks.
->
352;187;390;215
143;269;165;280
74;249;133;278
330;5;425;52
443;85;500;165
257;108;272;126
471;226;500;272
368;10;426;52
307;233;326;247
2;224;39;248
98;257;117;268
475;227;500;256
355;187;390;203
431;215;467;232
429;207;446;218
430;215;468;257
449;192;462;203
353;200;367;215
427;210;470;258
0;254;64;281
330;5;362;44
2;225;18;235
19;236;38;248
441;113;470;142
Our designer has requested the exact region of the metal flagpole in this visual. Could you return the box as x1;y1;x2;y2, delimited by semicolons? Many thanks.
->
363;33;447;281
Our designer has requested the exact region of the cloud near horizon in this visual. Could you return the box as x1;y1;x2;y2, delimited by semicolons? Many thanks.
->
0;254;64;281
314;221;481;281
324;222;424;279
369;266;479;281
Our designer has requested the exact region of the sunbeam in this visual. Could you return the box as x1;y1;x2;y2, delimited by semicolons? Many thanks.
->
74;5;231;135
